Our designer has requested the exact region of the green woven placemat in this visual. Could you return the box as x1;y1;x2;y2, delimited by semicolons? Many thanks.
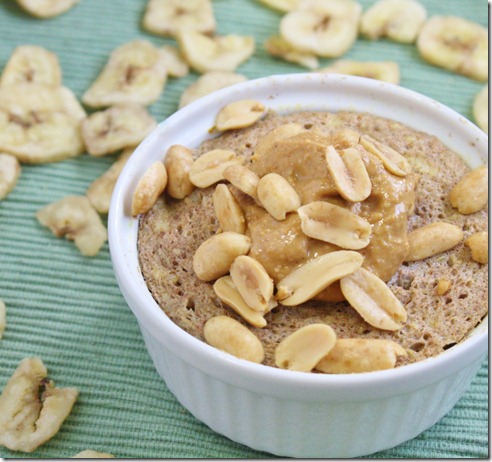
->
0;0;488;458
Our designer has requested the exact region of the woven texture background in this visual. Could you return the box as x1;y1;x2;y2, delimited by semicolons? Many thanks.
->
0;0;488;458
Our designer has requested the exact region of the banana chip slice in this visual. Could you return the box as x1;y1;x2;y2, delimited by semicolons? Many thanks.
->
473;85;488;133
16;0;79;18
142;0;216;38
0;45;62;88
280;0;361;57
0;153;21;200
257;0;301;12
82;104;156;157
82;40;168;108
359;0;427;44
264;36;319;69
179;71;248;109
160;45;189;78
319;60;400;84
417;16;488;82
87;148;133;214
0;83;85;164
0;357;78;453
177;29;255;74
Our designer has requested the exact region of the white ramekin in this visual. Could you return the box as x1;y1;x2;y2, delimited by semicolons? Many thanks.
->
108;74;488;458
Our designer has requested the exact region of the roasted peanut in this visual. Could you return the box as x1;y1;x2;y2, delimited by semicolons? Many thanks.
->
164;145;195;199
465;231;488;264
275;324;337;372
340;268;407;331
298;201;372;249
215;99;266;131
223;164;260;198
436;278;451;295
315;338;407;373
325;146;372;202
449;166;488;214
276;250;363;306
257;173;301;220
131;161;167;216
212;184;246;234
193;232;251;281
230;255;274;313
204;315;264;363
189;149;242;188
405;222;463;261
360;134;411;176
213;276;268;328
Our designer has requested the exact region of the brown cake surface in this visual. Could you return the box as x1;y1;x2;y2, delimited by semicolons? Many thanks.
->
137;110;488;368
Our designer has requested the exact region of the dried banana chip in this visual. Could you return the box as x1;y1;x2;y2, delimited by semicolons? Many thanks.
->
0;83;85;164
359;0;427;44
72;450;115;458
36;196;108;256
179;71;248;109
0;45;62;88
177;29;255;74
16;0;79;18
87;148;133;214
280;0;361;57
160;45;189;78
82;40;168;108
319;60;400;84
0;153;21;200
142;0;216;38
0;299;5;339
82;104;156;157
264;35;319;70
417;16;488;82
0;357;78;453
473;85;488;133
257;0;301;12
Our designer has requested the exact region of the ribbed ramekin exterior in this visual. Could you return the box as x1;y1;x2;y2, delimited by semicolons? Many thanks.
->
138;321;485;458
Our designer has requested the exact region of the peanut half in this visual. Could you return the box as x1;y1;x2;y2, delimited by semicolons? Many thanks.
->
276;250;363;306
325;146;372;202
215;99;266;132
449;166;488;214
193;232;251;281
405;222;463;262
213;276;267;328
189;149;242;188
257;173;301;220
465;231;488;264
204;315;264;363
360;134;412;176
223;164;260;199
340;268;407;331
230;255;275;313
213;184;246;234
164;144;195;199
275;324;337;372
131;161;167;216
315;338;407;374
298;201;372;249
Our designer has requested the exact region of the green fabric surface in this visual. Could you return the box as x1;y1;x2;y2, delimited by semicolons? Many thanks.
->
0;0;488;458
